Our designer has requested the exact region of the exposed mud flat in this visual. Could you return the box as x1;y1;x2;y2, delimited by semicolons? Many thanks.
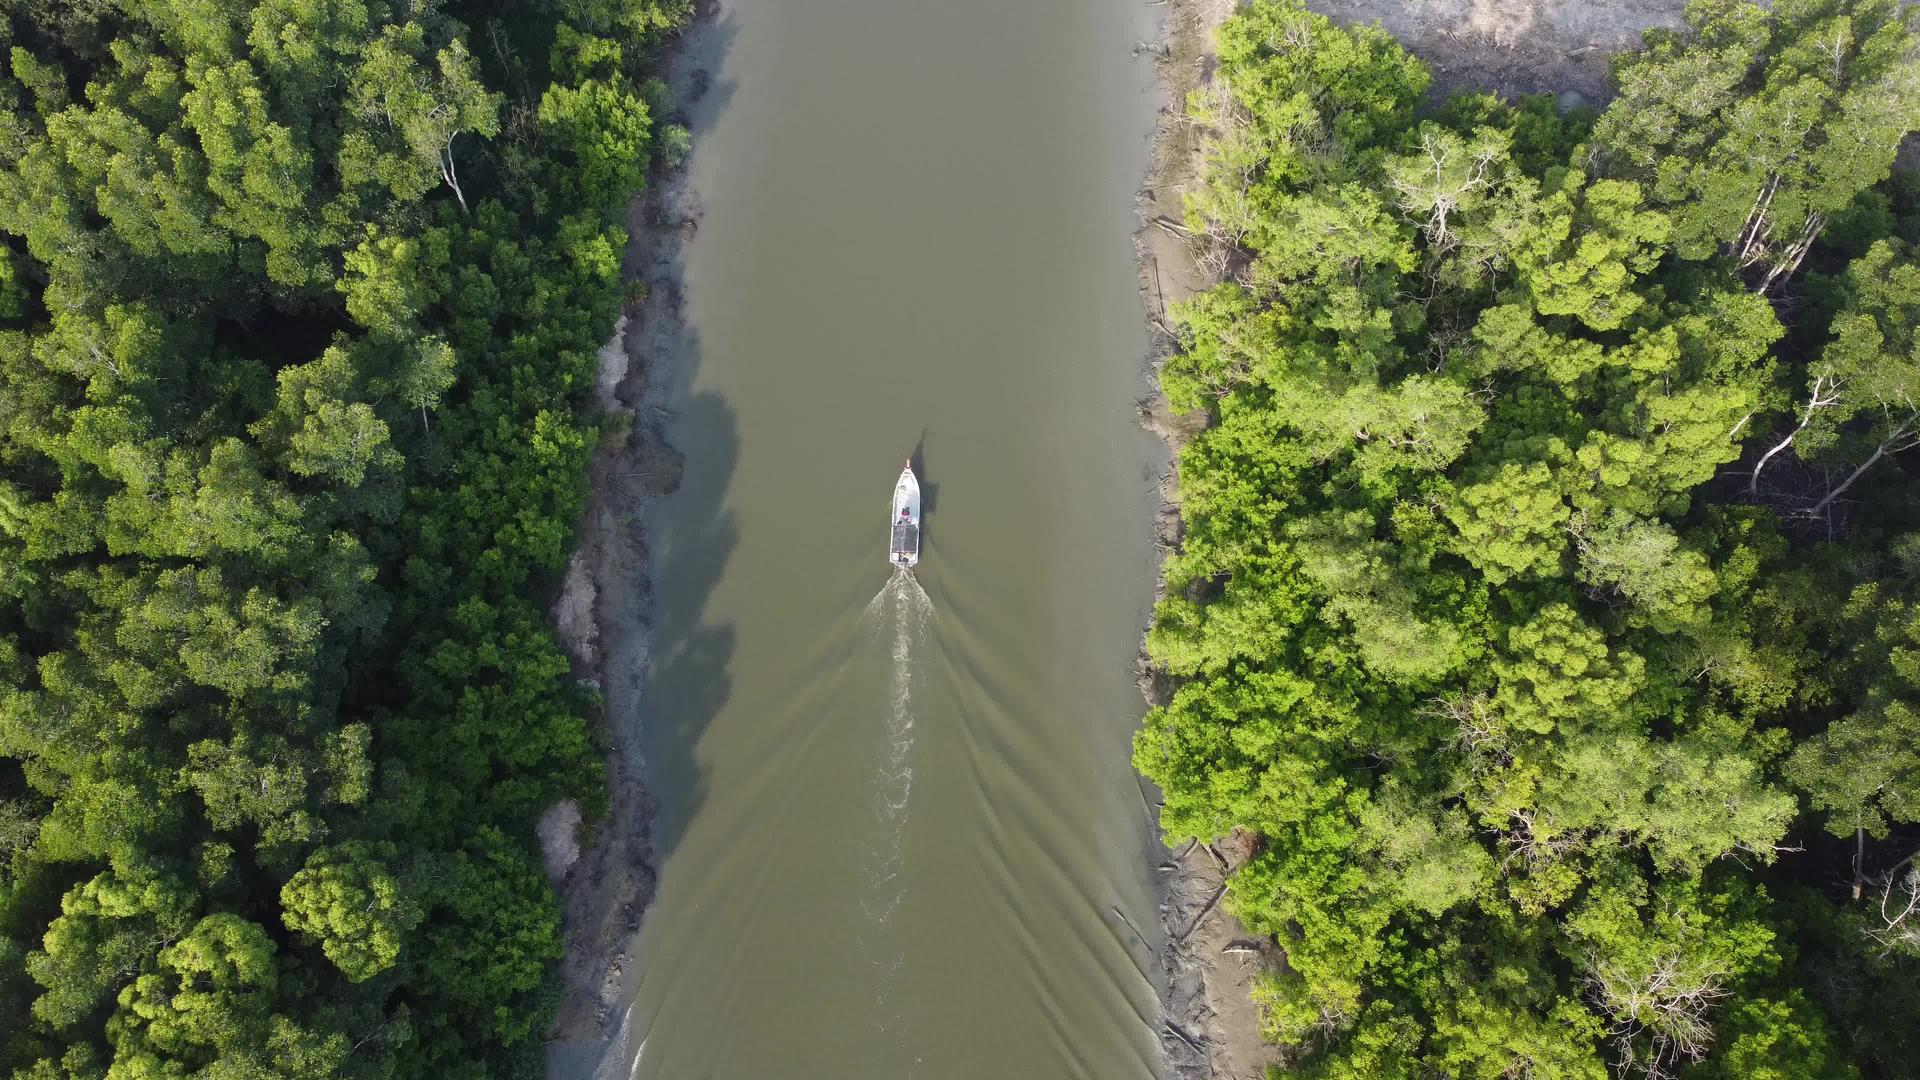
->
542;11;709;1056
1132;1;1685;1077
1308;0;1684;103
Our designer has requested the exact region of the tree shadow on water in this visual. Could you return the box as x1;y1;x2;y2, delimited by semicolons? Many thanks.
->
640;385;737;860
620;0;742;882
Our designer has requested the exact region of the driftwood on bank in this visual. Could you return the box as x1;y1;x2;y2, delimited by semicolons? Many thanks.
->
1176;879;1230;944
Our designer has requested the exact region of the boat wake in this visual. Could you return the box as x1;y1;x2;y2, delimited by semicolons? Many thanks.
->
858;571;930;914
854;570;932;1068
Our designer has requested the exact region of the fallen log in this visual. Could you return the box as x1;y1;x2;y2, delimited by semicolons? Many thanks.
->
1175;880;1229;943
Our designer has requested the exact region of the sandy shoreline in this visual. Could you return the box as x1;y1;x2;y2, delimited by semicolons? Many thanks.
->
1129;2;1685;1077
543;8;715;1065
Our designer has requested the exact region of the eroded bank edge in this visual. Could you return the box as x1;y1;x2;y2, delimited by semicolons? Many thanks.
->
544;4;716;1057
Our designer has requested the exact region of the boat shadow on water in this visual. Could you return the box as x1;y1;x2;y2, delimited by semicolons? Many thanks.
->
910;431;936;552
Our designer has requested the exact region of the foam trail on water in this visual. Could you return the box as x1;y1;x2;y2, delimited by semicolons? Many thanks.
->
854;571;931;1073
858;572;928;918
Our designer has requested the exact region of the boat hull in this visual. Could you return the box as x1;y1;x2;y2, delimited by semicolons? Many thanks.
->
890;464;920;568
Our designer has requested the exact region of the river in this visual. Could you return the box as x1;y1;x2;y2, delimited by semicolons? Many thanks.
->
598;1;1169;1075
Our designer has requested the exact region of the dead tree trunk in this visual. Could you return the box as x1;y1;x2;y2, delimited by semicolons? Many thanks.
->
1805;419;1920;518
441;134;470;216
1750;372;1842;493
1758;212;1825;295
1854;825;1867;902
1735;175;1781;265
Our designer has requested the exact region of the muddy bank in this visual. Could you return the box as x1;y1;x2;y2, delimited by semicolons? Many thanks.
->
1130;1;1684;1077
542;11;710;1057
1135;1;1282;1074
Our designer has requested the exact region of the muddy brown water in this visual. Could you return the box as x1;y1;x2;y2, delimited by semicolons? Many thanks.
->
585;1;1170;1075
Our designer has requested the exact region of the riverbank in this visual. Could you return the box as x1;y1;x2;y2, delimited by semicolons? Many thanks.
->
543;8;712;1052
1131;1;1686;1077
1134;1;1278;1075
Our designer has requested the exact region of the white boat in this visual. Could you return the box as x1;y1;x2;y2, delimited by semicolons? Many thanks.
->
890;460;920;569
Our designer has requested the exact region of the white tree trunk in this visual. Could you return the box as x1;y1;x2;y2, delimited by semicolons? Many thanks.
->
1805;419;1919;517
1750;373;1841;493
441;137;470;216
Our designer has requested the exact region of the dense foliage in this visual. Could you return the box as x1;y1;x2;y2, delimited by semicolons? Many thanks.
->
1136;1;1920;1076
0;0;690;1075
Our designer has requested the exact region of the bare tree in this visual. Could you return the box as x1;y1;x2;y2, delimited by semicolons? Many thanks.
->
1867;848;1920;956
1589;952;1731;1080
1750;371;1844;492
1804;413;1920;519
